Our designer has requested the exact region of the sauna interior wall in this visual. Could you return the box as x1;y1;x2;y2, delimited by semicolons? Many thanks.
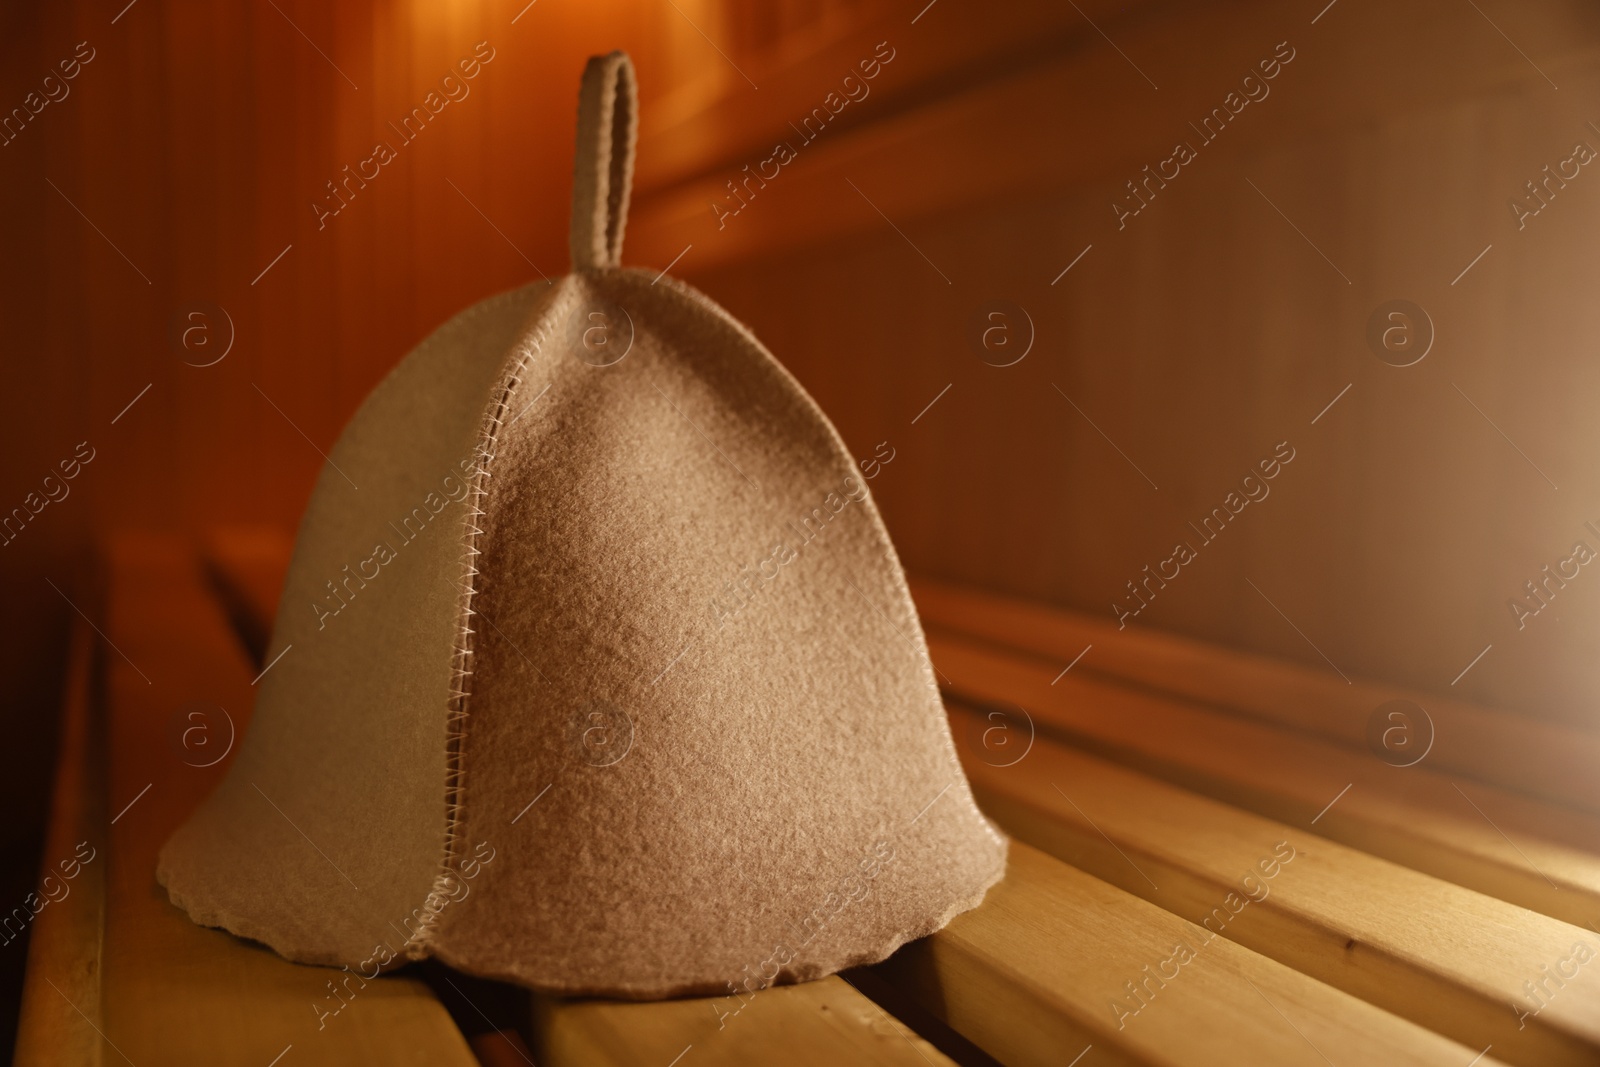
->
3;3;1598;919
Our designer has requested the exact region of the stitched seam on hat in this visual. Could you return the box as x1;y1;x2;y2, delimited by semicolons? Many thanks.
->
407;283;561;955
388;284;528;950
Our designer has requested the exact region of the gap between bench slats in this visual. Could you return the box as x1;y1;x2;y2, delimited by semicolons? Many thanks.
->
911;576;1600;817
869;842;1508;1067
929;630;1600;932
947;705;1600;1067
529;976;956;1066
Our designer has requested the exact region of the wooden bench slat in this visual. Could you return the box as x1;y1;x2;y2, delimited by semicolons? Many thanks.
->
871;842;1507;1067
94;535;480;1067
912;576;1600;816
13;618;107;1067
949;707;1600;1067
930;631;1600;931
531;976;956;1065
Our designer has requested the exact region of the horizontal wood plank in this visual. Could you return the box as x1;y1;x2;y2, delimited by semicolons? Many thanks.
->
13;619;107;1067
532;976;955;1066
635;0;1153;192
913;575;1600;816
630;1;1600;269
195;525;1589;1065
870;842;1507;1067
928;631;1600;932
949;706;1600;1067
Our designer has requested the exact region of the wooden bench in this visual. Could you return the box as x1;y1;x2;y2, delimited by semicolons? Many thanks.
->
20;532;1599;1065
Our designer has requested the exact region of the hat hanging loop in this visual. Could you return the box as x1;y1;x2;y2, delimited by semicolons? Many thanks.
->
569;51;638;271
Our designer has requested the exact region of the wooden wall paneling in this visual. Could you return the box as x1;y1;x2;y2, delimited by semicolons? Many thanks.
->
62;1;160;531
4;0;1600;770
161;0;230;529
635;0;1159;193
244;0;332;532
631;0;1598;268
672;0;1600;727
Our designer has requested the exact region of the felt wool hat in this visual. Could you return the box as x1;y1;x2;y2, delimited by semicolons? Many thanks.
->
158;51;1006;999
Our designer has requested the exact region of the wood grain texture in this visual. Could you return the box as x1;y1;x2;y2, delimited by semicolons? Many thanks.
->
9;0;1600;733
91;534;479;1067
12;618;106;1067
915;575;1600;816
634;1;1600;269
634;0;1152;193
928;630;1600;931
872;842;1508;1067
532;976;955;1066
677;0;1600;732
950;707;1600;1067
9;0;1600;852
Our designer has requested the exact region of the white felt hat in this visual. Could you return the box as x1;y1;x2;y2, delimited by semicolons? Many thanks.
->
158;51;1006;999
